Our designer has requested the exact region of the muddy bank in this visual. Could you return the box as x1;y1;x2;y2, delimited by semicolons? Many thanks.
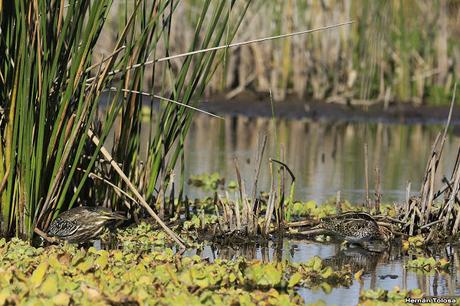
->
201;92;460;125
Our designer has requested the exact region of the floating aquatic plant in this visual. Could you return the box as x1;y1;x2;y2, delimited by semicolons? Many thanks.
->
0;225;356;305
188;173;226;192
360;287;424;305
406;256;449;273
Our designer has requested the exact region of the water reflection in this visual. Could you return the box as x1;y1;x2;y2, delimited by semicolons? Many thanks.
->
181;115;460;204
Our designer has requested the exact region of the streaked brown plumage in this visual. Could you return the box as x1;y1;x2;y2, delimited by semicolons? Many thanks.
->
47;206;126;243
315;212;393;252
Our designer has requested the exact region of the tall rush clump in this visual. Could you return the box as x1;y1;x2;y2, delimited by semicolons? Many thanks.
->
0;0;117;238
0;0;251;239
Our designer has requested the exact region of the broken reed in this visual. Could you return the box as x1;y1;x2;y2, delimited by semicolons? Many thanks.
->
213;134;296;238
400;83;458;242
100;1;459;104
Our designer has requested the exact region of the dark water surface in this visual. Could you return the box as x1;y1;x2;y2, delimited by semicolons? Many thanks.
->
180;114;460;204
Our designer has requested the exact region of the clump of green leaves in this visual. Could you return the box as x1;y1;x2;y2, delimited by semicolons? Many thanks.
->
0;226;355;305
406;256;449;273
402;235;426;251
288;200;352;219
360;287;424;304
188;173;238;192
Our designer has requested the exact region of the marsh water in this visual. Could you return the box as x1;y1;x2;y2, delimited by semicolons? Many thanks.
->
178;114;460;305
133;113;460;304
181;114;460;204
184;240;460;305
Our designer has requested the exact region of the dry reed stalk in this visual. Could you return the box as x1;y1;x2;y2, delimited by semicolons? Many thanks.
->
88;21;354;83
251;134;267;226
75;168;138;205
277;146;286;229
87;129;186;249
336;190;342;214
364;143;370;211
286;220;318;228
374;167;381;214
445;165;460;232
156;184;165;220
264;162;277;236
34;228;57;243
234;158;255;233
228;190;241;230
404;182;411;215
433;178;453;201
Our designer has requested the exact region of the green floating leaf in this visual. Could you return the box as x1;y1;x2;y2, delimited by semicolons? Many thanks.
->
320;282;332;294
288;272;302;287
30;261;49;287
71;251;86;266
0;288;12;305
95;251;109;269
307;256;323;272
245;263;282;286
320;266;333;278
41;274;59;297
77;259;94;273
52;292;70;305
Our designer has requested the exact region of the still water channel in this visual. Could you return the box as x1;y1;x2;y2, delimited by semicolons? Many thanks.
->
182;114;460;204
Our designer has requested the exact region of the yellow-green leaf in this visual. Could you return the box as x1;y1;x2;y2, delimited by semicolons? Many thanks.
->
288;272;302;287
30;262;48;287
52;292;70;305
42;274;59;297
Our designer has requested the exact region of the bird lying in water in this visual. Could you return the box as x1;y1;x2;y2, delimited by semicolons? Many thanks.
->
305;212;393;252
47;206;126;243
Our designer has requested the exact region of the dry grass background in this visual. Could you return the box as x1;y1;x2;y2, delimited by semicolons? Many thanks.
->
96;0;460;105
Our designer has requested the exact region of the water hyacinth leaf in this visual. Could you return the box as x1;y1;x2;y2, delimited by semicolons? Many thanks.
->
48;255;62;271
307;256;323;272
0;270;13;287
354;269;364;280
387;288;406;300
94;251;109;269
228;273;237;283
77;259;94;273
71;251;86;266
246;263;282;286
41;274;59;297
305;200;317;211
320;282;332;294
30;261;48;287
52;293;71;306
288;272;302;287
320;266;333;279
0;289;12;305
361;288;386;300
